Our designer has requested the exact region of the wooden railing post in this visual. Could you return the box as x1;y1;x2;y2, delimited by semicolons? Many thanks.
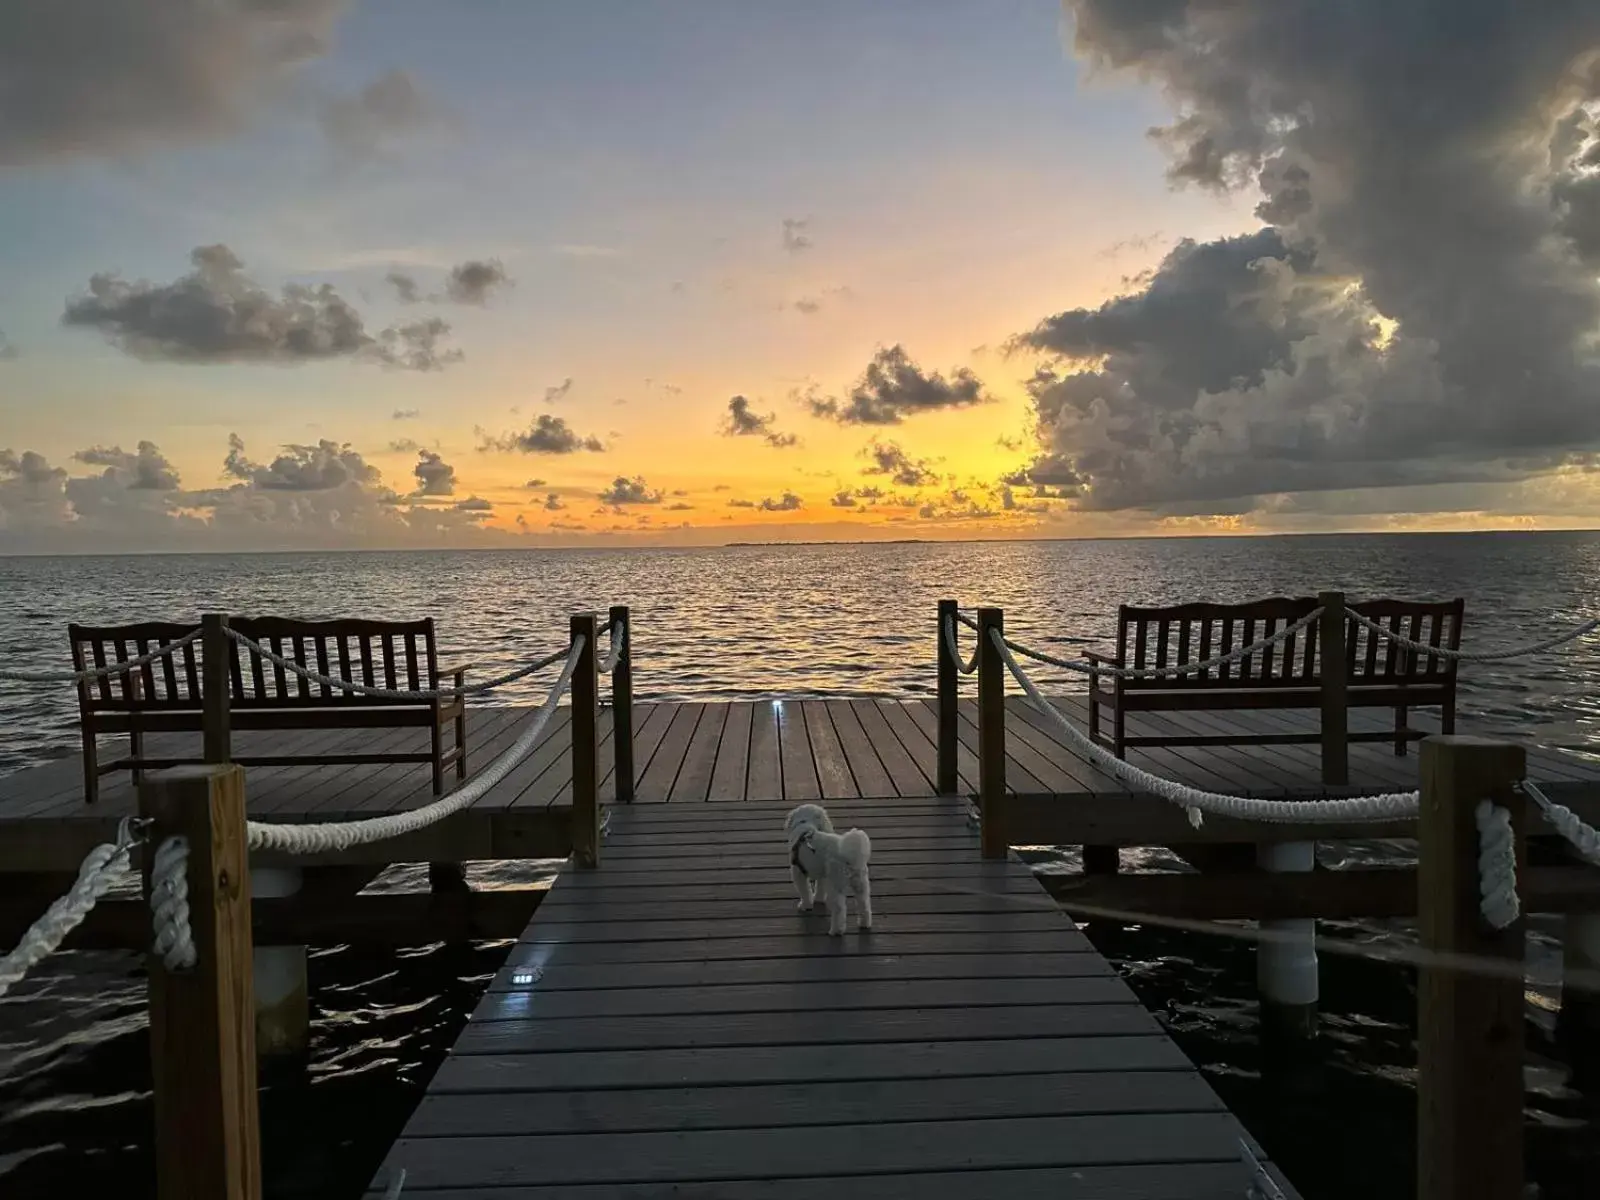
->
976;607;1007;860
201;613;232;765
570;613;601;868
139;763;260;1200
609;605;635;805
1417;735;1526;1200
936;599;959;795
1317;590;1348;786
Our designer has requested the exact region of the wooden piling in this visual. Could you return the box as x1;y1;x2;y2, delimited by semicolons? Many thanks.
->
1416;735;1526;1200
139;763;261;1200
569;613;601;868
609;605;635;805
936;599;959;796
1317;590;1348;786
976;607;1007;860
201;613;232;766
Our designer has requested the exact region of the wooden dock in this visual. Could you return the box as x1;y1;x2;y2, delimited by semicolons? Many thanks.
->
364;794;1300;1198
5;697;1599;871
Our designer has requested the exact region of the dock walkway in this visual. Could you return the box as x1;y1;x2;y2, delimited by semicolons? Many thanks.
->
367;793;1299;1198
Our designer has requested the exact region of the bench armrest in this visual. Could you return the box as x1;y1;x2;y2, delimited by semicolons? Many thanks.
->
1082;648;1123;666
437;661;474;679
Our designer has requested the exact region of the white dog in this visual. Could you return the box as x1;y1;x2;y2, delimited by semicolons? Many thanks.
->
785;803;872;935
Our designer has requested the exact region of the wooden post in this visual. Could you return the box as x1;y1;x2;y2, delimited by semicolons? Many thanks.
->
976;607;1007;860
139;763;261;1200
936;599;959;796
201;613;232;765
1417;735;1526;1200
609;604;635;805
1317;590;1348;786
569;613;601;868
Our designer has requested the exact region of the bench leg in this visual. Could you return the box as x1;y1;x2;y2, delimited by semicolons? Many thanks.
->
129;719;145;785
455;707;468;780
1113;706;1126;760
430;720;446;795
1441;703;1456;736
1394;705;1407;756
81;724;99;805
1089;690;1101;745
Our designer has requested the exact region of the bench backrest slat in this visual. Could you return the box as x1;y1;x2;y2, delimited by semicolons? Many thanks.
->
1111;597;1463;691
69;617;440;711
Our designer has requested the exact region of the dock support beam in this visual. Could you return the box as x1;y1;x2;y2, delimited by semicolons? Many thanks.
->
249;865;308;1064
610;605;635;804
570;613;601;869
1256;840;1318;1043
1417;735;1525;1200
1559;911;1600;1086
140;763;262;1200
936;599;959;796
976;607;1007;860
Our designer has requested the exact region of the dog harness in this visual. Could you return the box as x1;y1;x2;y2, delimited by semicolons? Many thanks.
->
790;831;815;876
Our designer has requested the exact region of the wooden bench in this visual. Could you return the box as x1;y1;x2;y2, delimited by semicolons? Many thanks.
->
69;617;470;804
1086;596;1464;761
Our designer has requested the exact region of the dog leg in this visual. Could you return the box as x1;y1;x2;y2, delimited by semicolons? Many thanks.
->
857;872;872;930
791;863;813;911
827;884;847;935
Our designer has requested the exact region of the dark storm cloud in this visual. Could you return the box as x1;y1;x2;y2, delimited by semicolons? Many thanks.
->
319;68;432;158
0;0;347;166
1020;1;1600;513
480;414;606;455
74;442;180;490
445;259;512;306
807;345;989;425
721;396;798;448
62;245;463;370
599;476;663;505
861;440;937;487
411;449;456;497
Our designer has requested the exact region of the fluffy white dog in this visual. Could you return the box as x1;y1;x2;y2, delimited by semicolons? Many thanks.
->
785;803;872;935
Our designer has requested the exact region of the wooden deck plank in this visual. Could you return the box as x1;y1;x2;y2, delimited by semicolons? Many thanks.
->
850;699;934;796
803;700;859;799
707;701;753;801
635;703;703;803
827;700;896;798
875;700;953;795
777;700;820;801
403;1069;1225;1137
745;701;782;801
669;701;727;802
503;929;1098;964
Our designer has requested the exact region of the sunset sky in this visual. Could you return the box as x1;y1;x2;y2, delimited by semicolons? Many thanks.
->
3;1;1600;551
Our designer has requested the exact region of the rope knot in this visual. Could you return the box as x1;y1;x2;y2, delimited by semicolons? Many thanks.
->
1474;800;1520;930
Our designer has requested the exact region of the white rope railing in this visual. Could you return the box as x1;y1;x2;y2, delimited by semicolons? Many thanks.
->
1347;608;1600;662
989;628;1420;827
999;608;1323;679
598;620;626;674
952;610;980;631
1521;780;1600;866
1475;800;1520;929
0;631;201;685
943;615;978;675
150;834;197;971
0;817;145;997
226;627;567;700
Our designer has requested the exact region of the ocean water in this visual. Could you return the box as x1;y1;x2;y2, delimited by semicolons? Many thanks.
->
2;533;1599;1196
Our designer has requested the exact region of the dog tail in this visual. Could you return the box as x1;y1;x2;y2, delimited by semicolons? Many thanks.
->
839;827;871;870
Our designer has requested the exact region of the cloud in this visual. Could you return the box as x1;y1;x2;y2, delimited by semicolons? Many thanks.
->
388;438;422;454
543;492;565;511
0;330;15;360
224;433;379;491
445;258;513;306
861;440;937;487
411;449;456;497
63;245;461;371
387;273;422;304
793;297;822;315
0;0;345;167
392;408;420;420
542;377;574;404
599;476;663;505
782;217;813;253
666;502;694;511
713;484;732;491
454;495;491;514
721;395;799;448
523;477;547;488
480;414;606;454
319;69;433;158
1020;1;1600;512
73;442;180;490
830;491;857;507
726;498;755;508
806;345;990;424
757;491;802;512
